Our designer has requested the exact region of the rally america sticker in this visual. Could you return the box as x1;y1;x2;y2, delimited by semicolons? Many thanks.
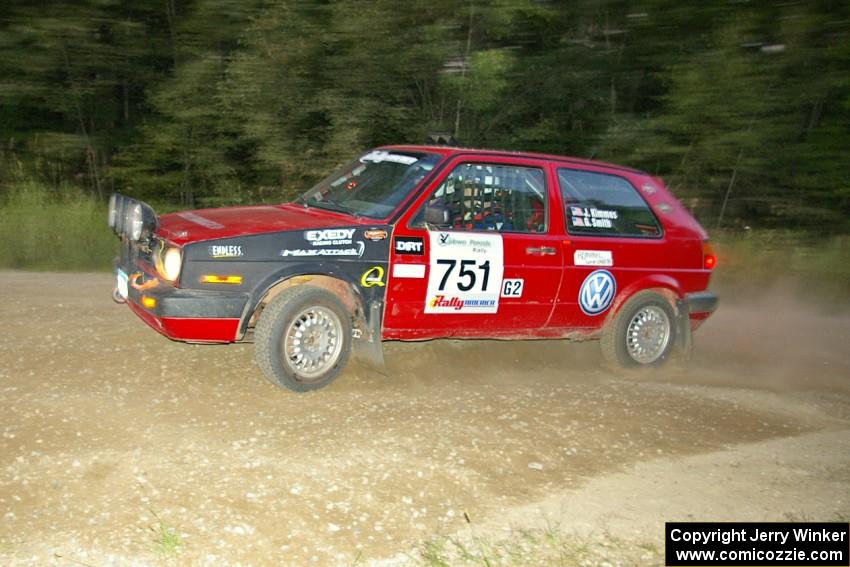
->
425;232;503;314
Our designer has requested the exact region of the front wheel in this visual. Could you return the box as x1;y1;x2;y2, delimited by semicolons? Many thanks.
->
600;290;677;368
254;286;352;392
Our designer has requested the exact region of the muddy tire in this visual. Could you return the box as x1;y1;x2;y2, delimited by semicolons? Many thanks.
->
254;286;352;392
601;290;677;368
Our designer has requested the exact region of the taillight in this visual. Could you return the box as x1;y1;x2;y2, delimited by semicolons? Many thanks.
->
703;241;716;270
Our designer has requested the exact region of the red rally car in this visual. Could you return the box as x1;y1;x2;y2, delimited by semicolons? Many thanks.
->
110;146;718;391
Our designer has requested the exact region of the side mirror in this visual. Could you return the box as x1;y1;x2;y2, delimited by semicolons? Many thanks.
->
423;203;450;226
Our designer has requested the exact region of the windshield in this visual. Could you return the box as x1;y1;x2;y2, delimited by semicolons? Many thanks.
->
299;150;441;219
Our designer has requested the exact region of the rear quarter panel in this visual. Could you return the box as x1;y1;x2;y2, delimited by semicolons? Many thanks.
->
547;167;711;332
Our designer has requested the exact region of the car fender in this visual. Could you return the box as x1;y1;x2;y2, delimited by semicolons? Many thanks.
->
240;262;369;336
606;273;684;321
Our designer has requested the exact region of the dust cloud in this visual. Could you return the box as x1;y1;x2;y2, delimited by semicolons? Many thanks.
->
381;282;850;396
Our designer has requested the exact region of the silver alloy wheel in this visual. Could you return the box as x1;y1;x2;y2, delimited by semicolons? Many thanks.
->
625;305;671;364
282;305;344;381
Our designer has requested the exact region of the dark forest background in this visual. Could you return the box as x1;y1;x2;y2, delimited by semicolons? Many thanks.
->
1;0;849;272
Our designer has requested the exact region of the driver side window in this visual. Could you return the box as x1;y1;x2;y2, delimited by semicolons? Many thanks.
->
417;163;547;233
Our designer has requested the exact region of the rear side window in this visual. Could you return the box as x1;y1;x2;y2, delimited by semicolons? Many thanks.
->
558;168;662;237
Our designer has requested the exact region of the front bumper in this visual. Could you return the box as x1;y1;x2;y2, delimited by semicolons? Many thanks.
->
115;259;249;343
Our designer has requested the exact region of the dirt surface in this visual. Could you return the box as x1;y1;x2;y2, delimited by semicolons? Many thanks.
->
0;271;848;566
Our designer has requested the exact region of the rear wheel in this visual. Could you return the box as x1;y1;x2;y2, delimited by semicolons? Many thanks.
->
601;290;677;368
254;286;352;392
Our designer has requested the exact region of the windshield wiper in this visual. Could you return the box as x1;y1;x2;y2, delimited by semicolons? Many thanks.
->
293;194;311;208
309;196;360;218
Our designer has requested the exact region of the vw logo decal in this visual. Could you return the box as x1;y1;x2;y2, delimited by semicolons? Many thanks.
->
579;270;616;315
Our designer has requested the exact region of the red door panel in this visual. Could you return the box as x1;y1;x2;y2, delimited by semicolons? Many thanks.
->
382;155;565;339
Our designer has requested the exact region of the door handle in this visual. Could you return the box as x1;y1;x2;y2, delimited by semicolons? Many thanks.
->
526;246;556;256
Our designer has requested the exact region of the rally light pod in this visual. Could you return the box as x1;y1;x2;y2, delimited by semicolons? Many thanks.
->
128;200;158;242
109;193;158;241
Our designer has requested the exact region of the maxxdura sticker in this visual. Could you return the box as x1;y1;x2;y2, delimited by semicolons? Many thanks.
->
280;244;365;258
394;236;424;255
425;232;503;314
579;269;616;315
574;250;612;267
360;266;385;288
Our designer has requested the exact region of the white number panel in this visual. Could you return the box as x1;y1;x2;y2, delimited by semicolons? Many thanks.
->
425;232;504;314
501;278;524;297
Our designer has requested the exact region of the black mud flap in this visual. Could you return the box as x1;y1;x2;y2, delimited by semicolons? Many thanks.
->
674;298;693;361
352;300;387;375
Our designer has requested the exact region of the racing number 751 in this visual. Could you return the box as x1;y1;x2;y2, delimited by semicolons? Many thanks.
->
436;259;491;292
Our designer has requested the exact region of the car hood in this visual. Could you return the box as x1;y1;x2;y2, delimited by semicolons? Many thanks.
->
155;203;360;246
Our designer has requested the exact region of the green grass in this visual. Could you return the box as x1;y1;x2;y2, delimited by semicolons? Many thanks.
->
149;507;184;558
2;181;849;301
416;524;662;566
0;181;117;271
711;229;850;304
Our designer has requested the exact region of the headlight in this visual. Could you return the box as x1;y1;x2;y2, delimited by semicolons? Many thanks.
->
114;195;127;235
130;203;144;240
160;246;183;282
121;199;134;237
107;193;118;229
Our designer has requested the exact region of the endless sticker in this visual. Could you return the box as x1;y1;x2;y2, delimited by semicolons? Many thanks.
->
209;244;243;258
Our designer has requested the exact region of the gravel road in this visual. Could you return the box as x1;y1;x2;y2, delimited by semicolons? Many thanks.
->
0;272;848;566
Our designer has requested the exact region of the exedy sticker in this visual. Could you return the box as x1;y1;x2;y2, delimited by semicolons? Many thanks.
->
304;228;355;246
284;227;366;258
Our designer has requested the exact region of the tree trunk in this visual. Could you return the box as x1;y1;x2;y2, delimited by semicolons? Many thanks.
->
715;147;743;230
453;2;474;141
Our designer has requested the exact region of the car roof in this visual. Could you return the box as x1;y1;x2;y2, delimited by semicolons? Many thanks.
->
381;144;647;176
